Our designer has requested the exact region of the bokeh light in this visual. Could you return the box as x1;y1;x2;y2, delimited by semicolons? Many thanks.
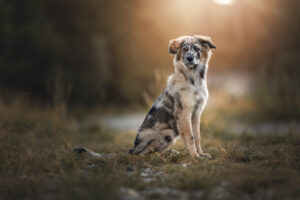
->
213;0;234;6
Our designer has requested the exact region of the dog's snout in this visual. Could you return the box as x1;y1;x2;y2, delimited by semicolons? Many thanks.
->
187;54;194;62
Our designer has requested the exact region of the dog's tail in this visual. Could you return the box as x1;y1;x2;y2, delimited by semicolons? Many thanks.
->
72;147;103;158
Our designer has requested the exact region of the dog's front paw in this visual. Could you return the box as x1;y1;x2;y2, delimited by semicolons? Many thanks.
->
197;153;211;159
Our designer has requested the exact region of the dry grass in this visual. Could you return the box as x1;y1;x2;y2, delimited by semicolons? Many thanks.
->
0;98;300;200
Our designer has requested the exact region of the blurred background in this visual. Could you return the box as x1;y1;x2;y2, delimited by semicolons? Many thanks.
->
0;0;299;120
1;1;300;199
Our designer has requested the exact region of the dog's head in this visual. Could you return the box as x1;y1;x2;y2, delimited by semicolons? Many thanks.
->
169;35;216;69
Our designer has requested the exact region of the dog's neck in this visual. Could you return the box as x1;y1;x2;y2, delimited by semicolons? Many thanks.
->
174;60;209;87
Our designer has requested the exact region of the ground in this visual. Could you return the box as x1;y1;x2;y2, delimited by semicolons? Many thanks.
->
0;97;300;200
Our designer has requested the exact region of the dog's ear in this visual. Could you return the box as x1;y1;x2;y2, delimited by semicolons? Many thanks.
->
194;35;217;50
168;37;184;54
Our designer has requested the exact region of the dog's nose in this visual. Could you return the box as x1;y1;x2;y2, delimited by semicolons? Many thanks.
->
187;54;194;62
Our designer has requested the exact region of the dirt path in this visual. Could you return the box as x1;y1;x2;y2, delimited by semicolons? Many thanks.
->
83;112;300;135
82;112;146;132
81;72;300;134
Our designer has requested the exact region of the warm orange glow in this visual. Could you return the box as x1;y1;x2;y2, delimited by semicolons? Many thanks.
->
213;0;234;6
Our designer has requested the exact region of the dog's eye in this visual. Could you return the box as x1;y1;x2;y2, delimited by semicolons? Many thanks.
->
194;46;200;51
183;46;189;51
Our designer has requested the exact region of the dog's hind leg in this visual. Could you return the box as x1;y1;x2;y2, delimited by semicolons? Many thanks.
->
128;129;175;155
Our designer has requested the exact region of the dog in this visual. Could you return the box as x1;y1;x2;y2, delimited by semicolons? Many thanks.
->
129;35;216;159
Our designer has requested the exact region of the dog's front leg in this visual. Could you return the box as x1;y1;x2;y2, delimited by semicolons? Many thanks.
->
177;110;199;158
192;109;211;158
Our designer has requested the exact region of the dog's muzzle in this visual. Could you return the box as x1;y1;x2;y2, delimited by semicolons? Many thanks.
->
186;54;194;62
184;52;198;68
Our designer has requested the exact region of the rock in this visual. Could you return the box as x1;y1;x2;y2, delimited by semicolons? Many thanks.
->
120;187;144;200
192;190;204;199
126;165;135;172
140;168;166;182
72;147;103;158
143;177;155;183
140;168;153;177
72;147;87;153
142;187;188;200
210;182;230;200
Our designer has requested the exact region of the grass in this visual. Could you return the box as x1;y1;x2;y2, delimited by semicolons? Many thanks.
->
0;99;300;200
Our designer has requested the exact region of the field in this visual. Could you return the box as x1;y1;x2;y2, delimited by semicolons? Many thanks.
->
1;96;300;200
0;0;299;199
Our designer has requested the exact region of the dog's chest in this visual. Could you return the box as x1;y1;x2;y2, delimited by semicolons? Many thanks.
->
186;73;208;103
167;73;209;110
191;84;208;109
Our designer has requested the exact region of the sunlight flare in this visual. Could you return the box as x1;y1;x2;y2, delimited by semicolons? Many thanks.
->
213;0;235;6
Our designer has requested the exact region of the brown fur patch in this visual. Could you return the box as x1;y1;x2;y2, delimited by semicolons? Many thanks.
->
194;35;217;49
180;87;188;91
176;47;183;61
169;39;181;54
200;47;209;61
179;69;187;80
